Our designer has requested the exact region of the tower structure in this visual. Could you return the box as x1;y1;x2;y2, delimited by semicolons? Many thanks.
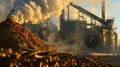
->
102;0;105;21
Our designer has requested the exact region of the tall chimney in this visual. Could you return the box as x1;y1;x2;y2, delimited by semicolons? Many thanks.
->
68;5;70;21
102;0;105;21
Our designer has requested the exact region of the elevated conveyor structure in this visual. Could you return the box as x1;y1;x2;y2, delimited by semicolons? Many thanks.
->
70;3;108;28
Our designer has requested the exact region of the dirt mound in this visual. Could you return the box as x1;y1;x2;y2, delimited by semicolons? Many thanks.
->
0;18;56;52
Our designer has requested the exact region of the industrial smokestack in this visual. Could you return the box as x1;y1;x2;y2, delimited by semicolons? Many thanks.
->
102;0;105;21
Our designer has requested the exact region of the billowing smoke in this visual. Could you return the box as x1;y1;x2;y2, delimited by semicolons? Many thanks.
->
46;32;88;52
8;0;75;24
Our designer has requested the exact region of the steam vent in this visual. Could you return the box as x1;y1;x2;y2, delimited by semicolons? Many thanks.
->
0;18;56;52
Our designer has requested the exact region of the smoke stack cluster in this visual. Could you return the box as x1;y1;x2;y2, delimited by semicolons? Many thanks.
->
7;0;74;24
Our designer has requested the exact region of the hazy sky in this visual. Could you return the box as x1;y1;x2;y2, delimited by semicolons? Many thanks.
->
108;0;120;39
76;0;120;40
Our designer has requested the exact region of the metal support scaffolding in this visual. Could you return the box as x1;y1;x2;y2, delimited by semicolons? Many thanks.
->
70;3;108;27
60;3;118;52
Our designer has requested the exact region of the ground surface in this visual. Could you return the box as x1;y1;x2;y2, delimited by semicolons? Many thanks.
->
0;50;117;67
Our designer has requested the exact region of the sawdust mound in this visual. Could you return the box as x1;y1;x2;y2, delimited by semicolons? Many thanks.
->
0;18;56;52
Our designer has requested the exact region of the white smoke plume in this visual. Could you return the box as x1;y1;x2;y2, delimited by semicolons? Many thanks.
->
8;0;75;24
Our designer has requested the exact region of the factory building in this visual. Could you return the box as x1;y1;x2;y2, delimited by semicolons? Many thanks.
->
60;2;117;52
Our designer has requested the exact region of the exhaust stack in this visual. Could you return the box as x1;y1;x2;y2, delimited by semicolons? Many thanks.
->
102;0;105;21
